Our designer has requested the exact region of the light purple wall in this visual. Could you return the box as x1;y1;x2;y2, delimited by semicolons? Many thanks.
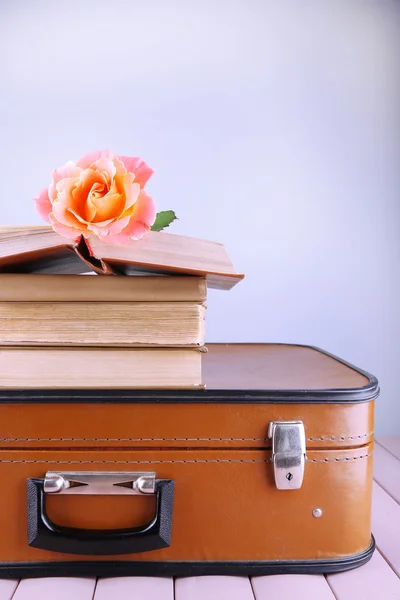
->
1;0;399;432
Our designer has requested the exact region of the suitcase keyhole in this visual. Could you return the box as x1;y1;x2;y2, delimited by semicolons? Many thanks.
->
286;472;293;481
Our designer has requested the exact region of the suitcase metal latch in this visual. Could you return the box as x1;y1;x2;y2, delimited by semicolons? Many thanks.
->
43;471;156;495
268;421;306;490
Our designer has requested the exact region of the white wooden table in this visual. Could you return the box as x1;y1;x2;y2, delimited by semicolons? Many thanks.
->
0;436;398;600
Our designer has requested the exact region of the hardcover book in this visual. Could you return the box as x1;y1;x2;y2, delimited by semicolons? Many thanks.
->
0;346;204;389
0;227;243;290
0;301;205;347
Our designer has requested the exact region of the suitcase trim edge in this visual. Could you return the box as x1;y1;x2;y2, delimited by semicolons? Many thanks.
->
0;344;379;404
0;536;375;578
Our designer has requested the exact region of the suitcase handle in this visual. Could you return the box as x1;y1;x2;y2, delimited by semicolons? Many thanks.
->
26;477;174;555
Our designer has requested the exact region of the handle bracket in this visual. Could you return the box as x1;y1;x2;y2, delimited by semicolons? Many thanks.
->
44;471;156;495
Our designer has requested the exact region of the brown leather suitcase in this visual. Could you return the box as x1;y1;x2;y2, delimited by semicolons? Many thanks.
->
0;343;377;578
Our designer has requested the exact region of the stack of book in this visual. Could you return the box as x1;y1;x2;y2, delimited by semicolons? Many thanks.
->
0;227;243;389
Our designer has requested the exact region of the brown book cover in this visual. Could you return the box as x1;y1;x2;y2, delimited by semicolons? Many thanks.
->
0;274;207;302
0;227;244;290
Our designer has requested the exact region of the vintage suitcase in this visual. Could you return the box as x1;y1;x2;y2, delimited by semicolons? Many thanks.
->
0;343;377;578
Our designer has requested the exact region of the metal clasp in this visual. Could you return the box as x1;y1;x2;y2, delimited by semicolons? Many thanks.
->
43;471;156;495
268;421;306;490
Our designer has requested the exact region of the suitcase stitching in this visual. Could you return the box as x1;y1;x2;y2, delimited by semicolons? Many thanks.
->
306;453;373;462
307;432;373;441
0;453;373;464
0;459;271;463
0;432;374;442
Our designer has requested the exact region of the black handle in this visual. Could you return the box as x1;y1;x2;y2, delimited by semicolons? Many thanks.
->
27;478;174;556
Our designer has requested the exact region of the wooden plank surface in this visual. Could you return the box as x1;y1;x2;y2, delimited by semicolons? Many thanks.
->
175;576;255;600
327;550;400;599
95;577;174;600
12;578;96;600
378;436;400;460
0;580;18;600
252;574;335;599
373;481;400;577
374;441;400;503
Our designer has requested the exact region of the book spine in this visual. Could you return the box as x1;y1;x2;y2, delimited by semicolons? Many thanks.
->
0;347;203;389
0;276;207;302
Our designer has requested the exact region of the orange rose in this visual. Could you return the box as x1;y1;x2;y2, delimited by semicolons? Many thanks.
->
35;150;156;242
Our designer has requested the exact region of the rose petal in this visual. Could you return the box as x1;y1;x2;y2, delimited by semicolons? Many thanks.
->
112;155;128;176
49;161;82;202
120;176;140;211
92;193;124;223
84;193;97;222
76;149;113;169
34;188;52;222
86;219;118;235
126;221;150;240
117;156;154;187
108;191;155;243
78;168;108;194
49;214;83;239
101;230;138;244
74;169;107;221
91;156;117;184
52;178;83;227
97;215;131;236
130;190;157;227
67;207;91;226
89;171;125;222
55;176;78;196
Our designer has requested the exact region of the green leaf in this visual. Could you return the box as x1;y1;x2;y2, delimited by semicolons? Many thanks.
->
151;210;178;232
